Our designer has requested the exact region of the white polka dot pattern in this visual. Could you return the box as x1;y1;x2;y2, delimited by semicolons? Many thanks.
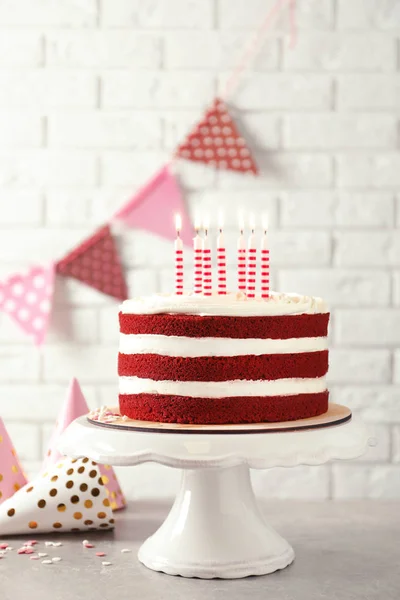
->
56;224;127;301
176;98;258;175
0;264;55;346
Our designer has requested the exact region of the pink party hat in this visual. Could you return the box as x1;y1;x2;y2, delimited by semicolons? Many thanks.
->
0;417;28;504
42;378;126;511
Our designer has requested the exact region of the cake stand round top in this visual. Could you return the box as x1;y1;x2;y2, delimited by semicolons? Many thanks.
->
59;407;371;470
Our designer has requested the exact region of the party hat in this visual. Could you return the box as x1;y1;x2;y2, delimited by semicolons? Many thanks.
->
42;378;126;511
0;417;28;504
0;457;114;535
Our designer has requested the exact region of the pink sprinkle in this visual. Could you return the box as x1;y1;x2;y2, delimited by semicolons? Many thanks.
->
24;548;34;554
0;544;8;550
25;540;38;546
17;548;26;554
84;543;94;549
30;556;40;560
95;552;106;557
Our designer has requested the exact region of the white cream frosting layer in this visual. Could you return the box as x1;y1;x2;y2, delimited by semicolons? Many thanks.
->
120;291;328;317
119;334;328;357
119;376;327;398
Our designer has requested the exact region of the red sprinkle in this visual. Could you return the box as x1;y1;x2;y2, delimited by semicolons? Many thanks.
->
0;544;8;550
17;548;26;554
84;544;94;549
25;540;38;546
24;548;34;554
95;552;106;557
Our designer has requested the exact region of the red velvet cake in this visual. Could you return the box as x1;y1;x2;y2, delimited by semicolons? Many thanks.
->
118;293;330;424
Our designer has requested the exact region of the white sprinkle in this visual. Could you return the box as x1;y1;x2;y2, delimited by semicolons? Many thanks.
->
42;559;52;565
102;561;112;567
121;549;131;553
5;547;13;551
82;540;89;545
52;557;62;563
38;553;48;558
52;542;62;547
45;542;54;547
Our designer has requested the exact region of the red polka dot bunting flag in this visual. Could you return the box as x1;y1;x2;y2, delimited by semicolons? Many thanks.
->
56;224;127;301
176;98;259;175
0;263;55;346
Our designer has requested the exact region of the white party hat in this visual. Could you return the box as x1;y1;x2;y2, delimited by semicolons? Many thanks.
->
0;456;114;535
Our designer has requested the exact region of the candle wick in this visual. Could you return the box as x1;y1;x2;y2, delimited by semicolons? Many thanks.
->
177;230;181;237
251;229;255;234
240;229;243;235
205;229;208;237
219;228;222;234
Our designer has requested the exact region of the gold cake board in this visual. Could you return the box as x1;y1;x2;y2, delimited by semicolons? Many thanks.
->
87;403;351;435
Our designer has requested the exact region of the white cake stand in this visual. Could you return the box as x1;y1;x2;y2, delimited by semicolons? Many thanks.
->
59;406;370;580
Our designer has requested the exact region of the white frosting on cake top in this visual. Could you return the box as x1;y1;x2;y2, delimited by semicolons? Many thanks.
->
120;291;328;317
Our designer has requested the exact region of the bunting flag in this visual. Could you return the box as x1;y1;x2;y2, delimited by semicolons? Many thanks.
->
56;224;127;301
0;263;55;346
115;165;194;247
176;98;259;175
42;378;126;512
0;417;28;504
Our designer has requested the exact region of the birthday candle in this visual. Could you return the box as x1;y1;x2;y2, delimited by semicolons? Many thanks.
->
246;214;256;299
237;215;246;294
193;218;203;294
261;215;270;299
202;218;212;296
217;214;227;295
174;215;183;295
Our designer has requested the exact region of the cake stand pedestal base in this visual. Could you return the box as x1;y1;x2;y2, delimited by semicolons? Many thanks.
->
59;409;370;580
138;464;294;579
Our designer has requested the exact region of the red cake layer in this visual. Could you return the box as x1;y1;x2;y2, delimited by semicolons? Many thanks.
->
119;312;329;340
119;391;329;424
118;351;328;382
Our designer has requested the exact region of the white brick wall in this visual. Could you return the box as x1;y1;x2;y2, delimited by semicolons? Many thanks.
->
0;0;399;500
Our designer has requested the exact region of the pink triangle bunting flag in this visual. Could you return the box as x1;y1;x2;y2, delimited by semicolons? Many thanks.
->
0;417;28;504
0;263;55;346
42;378;126;511
115;165;194;247
176;98;259;175
56;224;128;301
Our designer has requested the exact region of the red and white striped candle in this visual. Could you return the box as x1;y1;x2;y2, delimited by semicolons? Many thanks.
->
174;214;184;295
193;220;203;294
237;217;246;294
202;220;212;296
217;216;227;295
261;216;270;299
246;215;257;298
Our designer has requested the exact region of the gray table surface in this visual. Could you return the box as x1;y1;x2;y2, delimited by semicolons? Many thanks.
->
1;500;399;600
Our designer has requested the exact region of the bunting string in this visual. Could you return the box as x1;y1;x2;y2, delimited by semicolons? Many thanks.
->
0;2;297;346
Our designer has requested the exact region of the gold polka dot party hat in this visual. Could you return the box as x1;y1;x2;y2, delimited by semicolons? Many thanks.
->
0;457;114;535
